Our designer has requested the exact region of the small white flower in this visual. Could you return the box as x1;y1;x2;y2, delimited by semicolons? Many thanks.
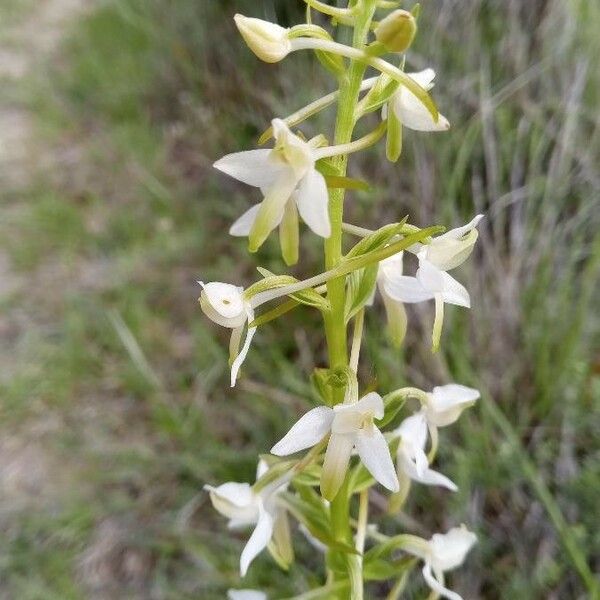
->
198;281;256;387
404;526;477;600
234;15;291;63
271;393;399;500
388;69;450;132
411;215;484;271
205;461;290;577
383;257;470;351
423;384;480;428
395;413;457;491
214;119;331;255
228;590;267;600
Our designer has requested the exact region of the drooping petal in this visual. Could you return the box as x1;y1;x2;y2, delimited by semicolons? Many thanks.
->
355;426;399;492
399;455;458;491
386;100;403;163
228;590;267;600
392;86;450;132
214;149;282;187
440;271;471;307
382;291;408;348
321;433;354;501
248;172;297;252
271;406;334;456
295;168;331;238
422;562;464;600
240;503;274;576
230;205;261;237
230;325;257;387
270;509;294;566
384;275;435;303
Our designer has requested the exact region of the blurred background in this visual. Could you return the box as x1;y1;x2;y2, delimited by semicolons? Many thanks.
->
0;0;598;598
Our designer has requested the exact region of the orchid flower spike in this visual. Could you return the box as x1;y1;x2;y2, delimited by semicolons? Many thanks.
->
404;526;477;600
228;590;267;600
214;118;331;263
271;392;399;500
394;413;457;491
205;461;292;577
198;281;256;387
383;257;470;351
412;215;485;271
384;69;450;162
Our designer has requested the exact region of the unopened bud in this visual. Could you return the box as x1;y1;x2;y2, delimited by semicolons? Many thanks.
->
375;10;417;53
234;14;292;63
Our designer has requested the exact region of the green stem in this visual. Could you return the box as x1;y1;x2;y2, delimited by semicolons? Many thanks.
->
324;3;378;599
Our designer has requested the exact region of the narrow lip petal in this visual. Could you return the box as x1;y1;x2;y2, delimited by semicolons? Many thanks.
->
422;562;464;600
230;325;257;387
240;503;274;576
321;433;354;500
270;406;334;455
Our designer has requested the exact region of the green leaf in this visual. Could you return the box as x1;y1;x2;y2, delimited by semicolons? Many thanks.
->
344;265;378;323
345;219;408;259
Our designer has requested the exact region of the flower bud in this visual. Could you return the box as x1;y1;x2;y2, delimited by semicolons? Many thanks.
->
375;10;417;53
199;281;248;328
234;14;292;63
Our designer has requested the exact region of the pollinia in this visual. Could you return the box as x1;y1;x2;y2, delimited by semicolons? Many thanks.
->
200;2;483;598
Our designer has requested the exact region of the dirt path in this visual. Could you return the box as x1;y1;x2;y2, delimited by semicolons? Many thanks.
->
0;0;91;511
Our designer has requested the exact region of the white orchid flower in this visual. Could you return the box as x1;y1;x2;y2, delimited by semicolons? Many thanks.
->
205;461;291;577
198;281;256;387
403;526;477;600
383;257;470;351
424;384;480;428
228;590;267;600
214;119;331;261
395;413;457;491
411;215;484;271
384;69;450;161
271;392;399;500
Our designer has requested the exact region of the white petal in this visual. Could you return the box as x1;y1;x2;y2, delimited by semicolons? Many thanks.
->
230;205;261;237
256;459;269;480
228;590;267;600
295;168;331;238
422;562;464;600
440;271;471;307
431;384;480;411
416;259;446;294
378;251;404;280
407;68;436;91
240;503;274;576
430;527;477;572
270;406;334;455
214;149;282;188
399;457;458;491
355;426;399;492
321;433;354;500
384;275;435;303
393;87;450;132
438;215;485;241
199;282;248;328
396;413;428;452
351;392;385;420
230;326;257;387
204;482;259;523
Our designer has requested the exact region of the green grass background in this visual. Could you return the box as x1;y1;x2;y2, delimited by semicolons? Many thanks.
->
0;0;598;598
